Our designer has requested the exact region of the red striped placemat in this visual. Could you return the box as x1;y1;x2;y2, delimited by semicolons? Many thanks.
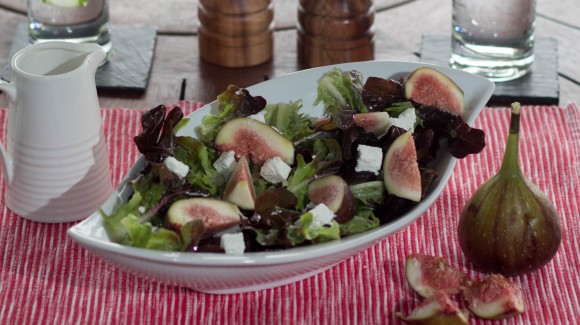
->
1;102;579;324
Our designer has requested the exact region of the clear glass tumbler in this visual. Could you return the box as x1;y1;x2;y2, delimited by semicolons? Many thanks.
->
28;0;112;54
450;0;536;82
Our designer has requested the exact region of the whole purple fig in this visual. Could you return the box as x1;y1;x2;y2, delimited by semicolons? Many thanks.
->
457;103;561;276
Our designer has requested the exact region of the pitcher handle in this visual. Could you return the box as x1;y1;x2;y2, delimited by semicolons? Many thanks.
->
0;79;17;104
0;79;16;184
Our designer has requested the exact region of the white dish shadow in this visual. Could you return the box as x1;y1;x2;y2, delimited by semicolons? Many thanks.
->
68;60;494;294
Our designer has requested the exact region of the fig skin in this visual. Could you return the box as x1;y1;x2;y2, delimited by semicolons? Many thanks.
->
353;112;391;138
397;291;469;325
307;175;356;223
458;174;562;276
457;103;561;276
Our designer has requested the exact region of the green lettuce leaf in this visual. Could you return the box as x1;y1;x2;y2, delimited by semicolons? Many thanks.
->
339;208;380;236
286;155;317;210
384;101;415;117
312;138;342;171
120;214;153;247
349;181;385;205
197;103;235;146
314;68;368;115
146;228;182;251
173;136;224;196
264;100;315;142
254;229;281;247
287;212;340;245
102;191;143;244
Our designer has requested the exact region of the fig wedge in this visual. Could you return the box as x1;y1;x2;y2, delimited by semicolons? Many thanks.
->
397;291;469;325
222;156;256;210
353;112;391;138
405;254;467;298
166;198;242;235
404;67;464;114
461;274;525;320
307;175;356;223
383;131;422;202
215;117;295;165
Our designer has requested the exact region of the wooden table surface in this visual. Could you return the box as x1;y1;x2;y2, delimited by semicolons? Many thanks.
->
1;0;579;108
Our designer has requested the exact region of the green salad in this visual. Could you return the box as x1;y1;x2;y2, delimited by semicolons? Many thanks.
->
101;67;485;254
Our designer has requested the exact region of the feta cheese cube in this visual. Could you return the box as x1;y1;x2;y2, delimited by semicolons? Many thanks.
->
163;156;189;178
355;144;383;175
309;203;336;230
390;107;416;133
213;151;237;178
220;233;246;255
247;111;266;123
260;157;291;184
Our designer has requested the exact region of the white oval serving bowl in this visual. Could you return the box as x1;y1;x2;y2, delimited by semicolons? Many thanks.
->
68;61;494;294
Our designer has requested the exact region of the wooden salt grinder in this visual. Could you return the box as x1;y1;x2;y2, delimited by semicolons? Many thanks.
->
198;0;274;68
298;0;375;68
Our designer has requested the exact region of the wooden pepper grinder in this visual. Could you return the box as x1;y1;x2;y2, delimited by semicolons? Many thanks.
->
198;0;274;67
298;0;375;68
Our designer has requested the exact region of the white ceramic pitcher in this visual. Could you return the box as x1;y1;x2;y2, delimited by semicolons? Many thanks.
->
0;41;113;223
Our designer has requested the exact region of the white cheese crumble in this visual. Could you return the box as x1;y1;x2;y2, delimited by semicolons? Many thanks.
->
355;144;383;175
247;111;266;123
260;157;291;184
163;156;189;178
309;203;336;230
213;151;237;178
390;107;417;133
220;232;246;255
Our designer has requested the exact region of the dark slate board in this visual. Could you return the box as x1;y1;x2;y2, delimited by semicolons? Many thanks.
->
2;23;156;92
420;35;559;106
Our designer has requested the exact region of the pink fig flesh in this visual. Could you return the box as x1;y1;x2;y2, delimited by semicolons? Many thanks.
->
215;117;295;165
222;156;256;210
166;198;241;235
405;253;467;298
353;112;391;138
383;131;422;202
307;175;356;223
397;291;469;325
404;67;464;114
461;274;524;320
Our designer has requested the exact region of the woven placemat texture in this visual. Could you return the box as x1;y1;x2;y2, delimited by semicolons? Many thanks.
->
1;102;579;324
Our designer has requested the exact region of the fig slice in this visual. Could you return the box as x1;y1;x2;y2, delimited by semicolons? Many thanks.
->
383;131;422;202
215;117;295;165
405;254;467;298
461;274;524;320
397;291;469;325
166;198;242;235
222;156;256;210
307;175;356;223
404;67;464;114
353;112;391;138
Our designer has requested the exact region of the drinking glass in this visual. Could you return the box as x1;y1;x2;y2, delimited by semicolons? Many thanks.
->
28;0;112;54
450;0;536;82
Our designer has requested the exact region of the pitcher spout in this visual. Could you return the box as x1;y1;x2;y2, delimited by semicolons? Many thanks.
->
80;43;107;72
